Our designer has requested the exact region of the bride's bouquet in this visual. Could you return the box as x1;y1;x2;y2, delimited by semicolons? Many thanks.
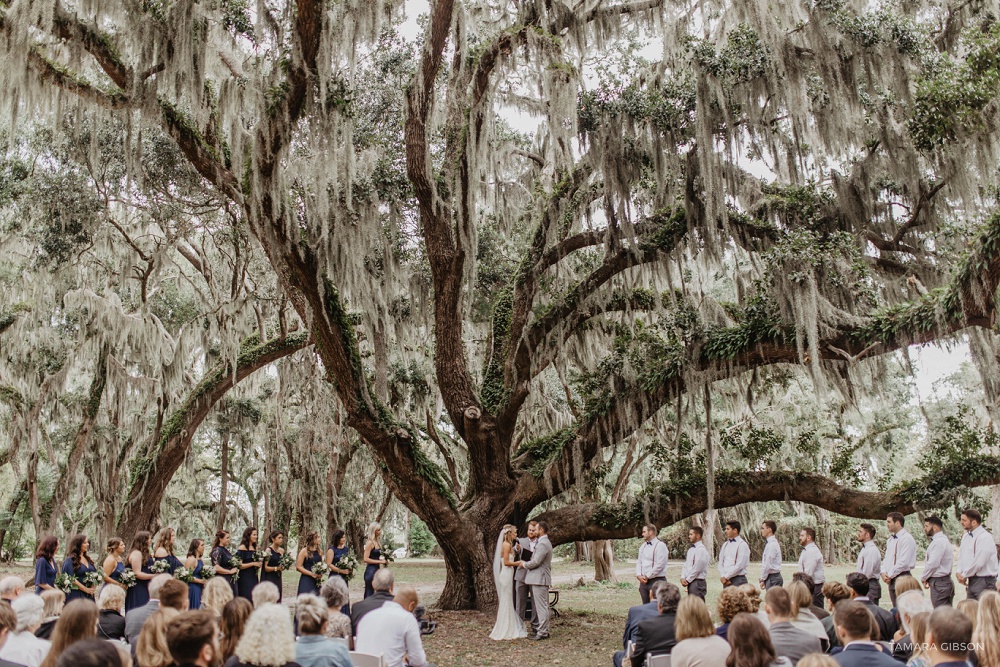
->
81;571;103;590
174;567;194;583
200;564;216;580
54;573;75;594
277;553;295;571
119;569;137;589
150;559;172;574
310;561;330;578
334;554;358;580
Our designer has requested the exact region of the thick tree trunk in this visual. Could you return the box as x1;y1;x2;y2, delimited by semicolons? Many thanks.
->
436;530;498;610
594;540;617;582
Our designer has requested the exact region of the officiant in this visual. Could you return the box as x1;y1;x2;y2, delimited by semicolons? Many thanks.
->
514;520;539;633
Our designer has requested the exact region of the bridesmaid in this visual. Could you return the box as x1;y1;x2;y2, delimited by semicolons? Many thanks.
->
184;539;208;610
101;538;128;590
235;527;261;600
61;533;98;602
295;531;323;596
33;536;58;594
261;530;285;602
210;530;239;596
325;529;352;614
153;526;183;574
125;531;155;612
362;522;387;599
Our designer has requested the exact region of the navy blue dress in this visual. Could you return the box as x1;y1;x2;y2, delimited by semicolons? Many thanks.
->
363;547;381;599
236;549;259;600
34;557;56;593
109;559;126;586
62;556;97;602
297;550;322;596
332;545;351;614
261;549;283;602
188;559;204;610
155;553;183;575
125;556;153;611
211;546;238;596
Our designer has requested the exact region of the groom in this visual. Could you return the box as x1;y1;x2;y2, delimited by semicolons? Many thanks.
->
519;520;553;640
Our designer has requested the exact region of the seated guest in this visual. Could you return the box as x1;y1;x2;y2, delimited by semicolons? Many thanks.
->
159;578;189;612
250;582;279;609
627;582;679;667
670;596;730;667
845;572;897;641
792;573;829;620
716;587;750;641
821;582;851;650
54;638;124;667
831;601;898;667
219;598;253;664
136;608;180;667
905;612;931;667
765;586;820;665
738;584;763;614
726;613;793;667
1;594;50;666
319;577;351;641
351;568;394;633
786;582;829;650
893;590;933;662
39;599;98;667
890;577;924;633
973;591;999;667
925;606;973;667
96;585;126;641
124;573;170;646
615;578;663;667
956;599;978;633
0;577;24;605
797;656;839;667
355;585;432;667
0;603;26;667
166;610;219;667
35;590;64;640
225;603;305;667
202;576;234;618
293;595;351;667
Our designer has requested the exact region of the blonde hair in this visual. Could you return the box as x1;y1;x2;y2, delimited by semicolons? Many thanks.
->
893;575;922;597
295;594;328;635
738;584;761;612
233;603;296;666
98;584;125;612
366;522;381;544
251;581;280;608
958;599;979;634
40;588;65;618
675;595;715;640
974;591;1000;667
909;611;931;664
202;576;234;616
501;524;517;544
135;607;179;667
786;581;812;614
796;655;839;667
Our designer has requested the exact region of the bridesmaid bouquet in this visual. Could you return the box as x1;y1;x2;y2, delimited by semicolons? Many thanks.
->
81;571;103;589
310;561;331;578
253;550;267;563
119;570;137;588
174;567;194;583
200;564;216;580
54;573;75;594
150;560;172;574
227;556;242;581
334;554;358;580
277;553;295;571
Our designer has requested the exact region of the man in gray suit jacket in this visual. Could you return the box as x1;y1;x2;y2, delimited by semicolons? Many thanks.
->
520;520;553;640
514;521;539;634
124;574;171;646
765;586;821;665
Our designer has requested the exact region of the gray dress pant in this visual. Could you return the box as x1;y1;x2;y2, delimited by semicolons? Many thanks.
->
888;571;911;607
763;573;784;590
726;575;748;587
927;576;954;607
868;578;882;606
515;578;534;629
687;579;707;599
968;575;997;600
531;584;550;637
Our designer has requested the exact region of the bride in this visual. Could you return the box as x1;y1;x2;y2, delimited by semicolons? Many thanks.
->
490;524;527;640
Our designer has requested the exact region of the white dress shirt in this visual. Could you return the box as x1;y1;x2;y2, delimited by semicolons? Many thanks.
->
718;537;750;579
636;537;668;579
760;536;782;580
856;540;882;579
958;525;1000;578
922;531;954;580
798;541;825;583
882;528;918;578
355;601;427;667
0;630;50;666
682;541;709;581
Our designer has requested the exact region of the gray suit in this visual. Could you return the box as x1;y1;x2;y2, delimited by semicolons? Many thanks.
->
124;599;160;646
522;534;553;637
514;537;536;631
768;621;822;665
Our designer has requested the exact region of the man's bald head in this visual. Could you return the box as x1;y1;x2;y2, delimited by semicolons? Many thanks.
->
394;585;419;613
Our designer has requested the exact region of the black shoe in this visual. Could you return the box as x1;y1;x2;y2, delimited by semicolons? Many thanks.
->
531;633;550;641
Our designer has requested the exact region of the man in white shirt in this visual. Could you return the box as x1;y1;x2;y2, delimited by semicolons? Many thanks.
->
881;512;917;607
718;520;750;587
856;523;883;606
760;520;783;590
635;523;668;604
921;515;954;608
956;508;999;600
355;585;434;667
798;527;825;608
679;526;709;599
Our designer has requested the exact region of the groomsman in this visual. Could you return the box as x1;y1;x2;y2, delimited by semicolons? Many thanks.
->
718;521;750;587
881;512;917;607
635;523;668;604
920;515;954;607
797;527;825;608
759;521;783;590
957;508;999;600
856;523;883;606
680;526;709;599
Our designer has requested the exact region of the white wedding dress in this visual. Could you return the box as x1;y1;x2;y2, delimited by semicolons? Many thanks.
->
489;532;527;640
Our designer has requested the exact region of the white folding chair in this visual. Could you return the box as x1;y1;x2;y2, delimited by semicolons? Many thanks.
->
349;651;385;667
646;654;671;667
